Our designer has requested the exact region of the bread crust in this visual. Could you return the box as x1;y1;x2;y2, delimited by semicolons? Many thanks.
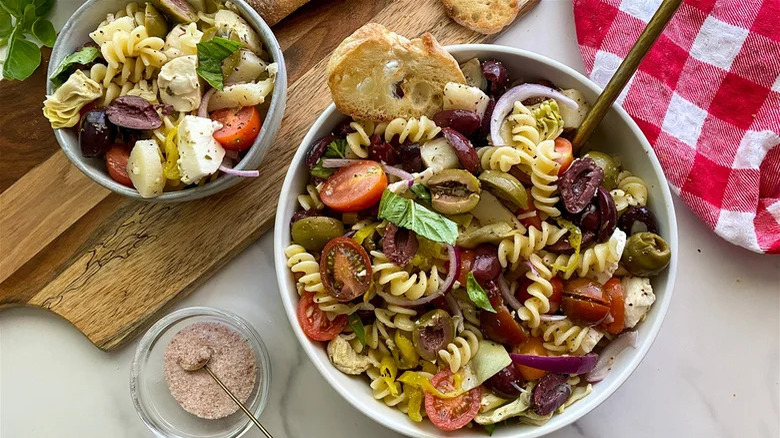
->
441;0;539;35
247;0;309;26
327;23;466;122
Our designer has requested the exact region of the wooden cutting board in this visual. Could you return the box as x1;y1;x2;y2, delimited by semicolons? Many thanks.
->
0;0;536;350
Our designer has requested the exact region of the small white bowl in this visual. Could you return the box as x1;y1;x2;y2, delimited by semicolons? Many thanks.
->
274;45;678;437
48;0;287;202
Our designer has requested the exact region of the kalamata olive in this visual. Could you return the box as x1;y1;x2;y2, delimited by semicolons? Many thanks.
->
596;186;618;242
399;143;423;172
105;96;162;130
618;206;659;235
432;110;481;136
532;373;571;416
560;158;604;214
383;223;418;266
413;309;455;362
306;133;337;169
79;109;116;158
332;120;355;137
482;60;508;95
485;364;526;398
478;170;529;210
290;209;324;226
442;127;479;173
473;244;501;282
545;230;596;254
622;232;671;276
583;151;620;190
427;169;481;214
368;134;398;165
578;203;601;232
481;281;529;346
291;216;345;252
479;96;496;139
561;278;611;326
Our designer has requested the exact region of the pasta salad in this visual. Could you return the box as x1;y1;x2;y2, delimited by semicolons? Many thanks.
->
43;0;277;197
287;57;671;432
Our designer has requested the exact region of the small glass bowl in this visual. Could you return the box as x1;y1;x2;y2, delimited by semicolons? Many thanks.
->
131;307;271;438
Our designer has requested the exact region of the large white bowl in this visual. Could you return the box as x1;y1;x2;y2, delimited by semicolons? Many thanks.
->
274;45;678;437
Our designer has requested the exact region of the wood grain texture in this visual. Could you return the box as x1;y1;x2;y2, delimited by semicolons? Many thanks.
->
0;0;535;350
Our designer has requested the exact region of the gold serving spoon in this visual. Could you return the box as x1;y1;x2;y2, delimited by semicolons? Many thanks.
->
182;347;274;438
572;0;684;150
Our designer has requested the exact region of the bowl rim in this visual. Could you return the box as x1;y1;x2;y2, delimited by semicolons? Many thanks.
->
47;0;288;202
273;44;678;437
129;305;272;438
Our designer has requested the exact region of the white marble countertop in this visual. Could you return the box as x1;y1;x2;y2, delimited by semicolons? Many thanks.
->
2;1;779;437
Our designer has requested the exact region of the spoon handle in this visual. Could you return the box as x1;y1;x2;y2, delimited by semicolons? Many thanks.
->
203;365;274;438
572;0;683;150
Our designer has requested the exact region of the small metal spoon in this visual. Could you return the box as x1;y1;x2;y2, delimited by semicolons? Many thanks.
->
572;0;684;150
181;348;274;438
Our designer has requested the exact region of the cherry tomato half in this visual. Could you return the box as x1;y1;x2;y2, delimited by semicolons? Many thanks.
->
320;161;387;212
600;278;625;335
512;337;548;381
481;281;529;346
210;106;262;151
424;369;481;431
561;278;611;326
320;237;373;302
297;292;347;341
554;137;574;175
105;144;133;187
456;248;475;286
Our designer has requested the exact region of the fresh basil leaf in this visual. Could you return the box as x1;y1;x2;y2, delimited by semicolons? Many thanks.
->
31;18;54;47
48;46;100;87
0;8;11;37
195;36;241;90
311;160;335;179
323;139;347;159
0;0;23;17
483;424;496;436
466;272;496;313
3;32;40;80
347;314;366;347
409;183;431;204
18;3;34;31
378;190;458;245
32;0;53;17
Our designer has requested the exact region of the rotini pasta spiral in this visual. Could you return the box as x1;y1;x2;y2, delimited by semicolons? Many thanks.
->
530;99;564;141
540;231;622;279
284;245;324;294
314;293;374;320
506;101;540;152
530;140;561;217
497;223;567;269
375;305;417;332
297;183;324;210
383;116;441;144
533;318;602;354
610;171;648;213
90;64;159;105
90;16;166;83
477;146;534;172
438;329;480;373
367;356;407;407
345;120;376;158
371;251;440;300
515;254;555;329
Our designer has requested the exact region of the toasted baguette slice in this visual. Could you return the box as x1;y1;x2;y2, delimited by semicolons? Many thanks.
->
441;0;539;35
327;23;466;122
247;0;309;26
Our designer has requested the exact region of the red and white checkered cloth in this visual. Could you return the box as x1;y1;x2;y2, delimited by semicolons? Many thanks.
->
573;0;780;254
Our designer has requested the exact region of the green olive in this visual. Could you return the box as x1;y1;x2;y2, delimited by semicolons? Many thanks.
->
428;169;481;215
478;170;528;209
583;151;620;190
413;309;455;362
291;217;345;252
456;223;514;249
143;3;169;38
621;232;671;276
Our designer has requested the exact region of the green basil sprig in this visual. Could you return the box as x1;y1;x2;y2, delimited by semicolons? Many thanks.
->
378;190;458;245
195;36;241;90
1;0;56;81
466;272;496;313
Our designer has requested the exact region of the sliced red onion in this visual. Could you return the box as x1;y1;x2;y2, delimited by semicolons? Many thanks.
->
498;274;523;311
539;314;567;322
525;260;540;277
445;292;463;332
198;88;216;118
585;330;639;383
510;353;598;375
218;164;259;177
382;164;415;187
490;84;579;147
440;244;458;294
321;158;362;168
602;312;615;326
